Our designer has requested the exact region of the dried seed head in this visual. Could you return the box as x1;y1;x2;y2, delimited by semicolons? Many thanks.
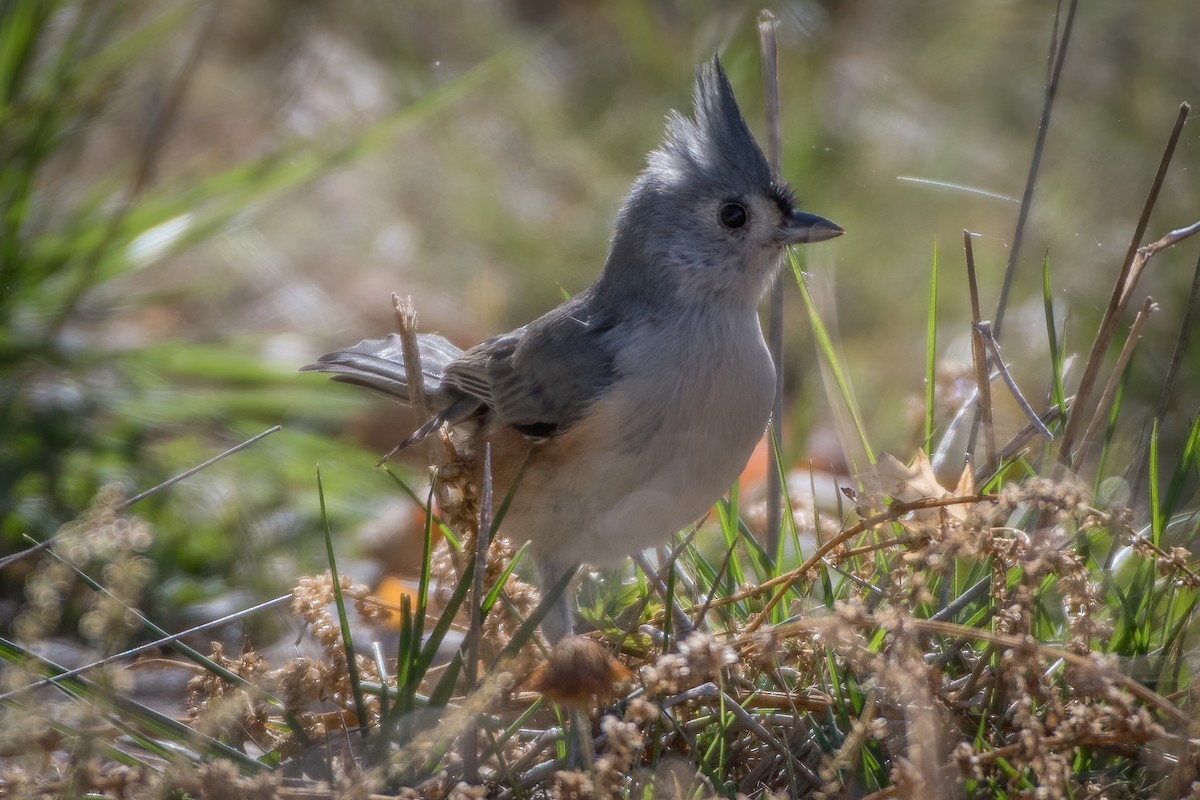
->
676;631;737;681
530;635;631;708
549;770;595;800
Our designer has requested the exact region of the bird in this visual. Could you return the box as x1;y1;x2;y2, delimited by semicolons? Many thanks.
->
302;55;842;641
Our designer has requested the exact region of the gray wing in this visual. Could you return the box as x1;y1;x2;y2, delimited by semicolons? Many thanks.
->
443;291;618;438
301;332;464;409
302;331;486;450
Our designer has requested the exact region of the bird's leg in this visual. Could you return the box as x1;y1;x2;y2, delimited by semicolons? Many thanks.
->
530;555;594;768
541;597;574;643
567;708;595;769
534;554;580;642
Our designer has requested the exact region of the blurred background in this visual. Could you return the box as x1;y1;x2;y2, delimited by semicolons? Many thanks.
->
2;0;1197;634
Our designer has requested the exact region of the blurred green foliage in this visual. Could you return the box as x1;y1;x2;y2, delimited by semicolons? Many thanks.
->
0;1;411;623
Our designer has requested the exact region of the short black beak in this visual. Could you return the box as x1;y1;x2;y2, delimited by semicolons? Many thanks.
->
777;209;844;245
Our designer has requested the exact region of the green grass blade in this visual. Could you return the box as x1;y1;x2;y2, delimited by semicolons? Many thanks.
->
316;466;370;738
790;249;874;468
0;1;50;107
18;540;289;707
482;541;530;613
405;480;438;706
372;641;390;723
494;567;575;663
714;496;748;593
393;591;415;716
1093;365;1130;488
925;238;939;451
427;651;465;711
1042;251;1067;418
382;466;460;549
1163;411;1200;520
0;637;264;771
1148;420;1163;547
663;556;678;649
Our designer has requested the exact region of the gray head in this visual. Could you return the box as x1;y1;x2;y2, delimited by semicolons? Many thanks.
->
599;55;841;309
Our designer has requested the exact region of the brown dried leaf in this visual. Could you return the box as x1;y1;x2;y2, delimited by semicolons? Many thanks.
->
858;449;973;521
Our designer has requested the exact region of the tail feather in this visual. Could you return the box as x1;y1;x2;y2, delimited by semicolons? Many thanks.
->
301;332;464;408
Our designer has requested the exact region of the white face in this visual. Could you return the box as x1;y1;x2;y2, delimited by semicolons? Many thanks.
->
655;188;794;308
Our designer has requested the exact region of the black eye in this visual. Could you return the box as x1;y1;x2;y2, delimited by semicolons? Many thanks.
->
719;202;747;229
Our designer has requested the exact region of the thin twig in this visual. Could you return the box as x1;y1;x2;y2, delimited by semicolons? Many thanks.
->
974;321;1053;441
730;493;992;633
661;682;821;785
120;425;283;510
462;442;493;782
633;547;695;637
764;614;1193;728
759;10;785;561
986;404;1066;481
16;541;305;741
930;577;992;624
1057;105;1192;464
0;595;291;702
1132;249;1200;499
0;425;283;571
963;230;996;472
1077;296;1158;461
1121;218;1200;308
393;295;430;425
379;294;444;467
993;0;1079;338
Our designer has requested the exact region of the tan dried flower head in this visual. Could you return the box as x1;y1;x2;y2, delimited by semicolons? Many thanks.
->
550;769;596;800
531;635;631;708
641;652;688;695
676;631;737;682
624;696;661;725
446;781;487;800
600;713;645;764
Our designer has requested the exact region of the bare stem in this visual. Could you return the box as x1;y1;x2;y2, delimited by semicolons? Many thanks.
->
1131;248;1200;499
993;0;1079;338
1077;296;1158;461
1057;104;1192;464
974;321;1053;442
462;442;494;782
759;9;786;561
963;230;996;472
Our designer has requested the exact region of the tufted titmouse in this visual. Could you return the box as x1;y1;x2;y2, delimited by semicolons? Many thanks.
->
303;56;842;640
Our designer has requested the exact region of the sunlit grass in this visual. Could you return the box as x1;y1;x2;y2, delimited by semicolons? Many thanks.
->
1;3;1198;798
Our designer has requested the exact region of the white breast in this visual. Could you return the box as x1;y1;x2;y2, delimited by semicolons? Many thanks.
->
503;309;776;567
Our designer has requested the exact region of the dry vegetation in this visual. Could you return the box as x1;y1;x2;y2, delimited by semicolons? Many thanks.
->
2;2;1199;799
4;451;1199;798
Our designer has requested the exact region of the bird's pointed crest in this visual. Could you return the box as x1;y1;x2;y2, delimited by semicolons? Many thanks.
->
651;55;779;195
